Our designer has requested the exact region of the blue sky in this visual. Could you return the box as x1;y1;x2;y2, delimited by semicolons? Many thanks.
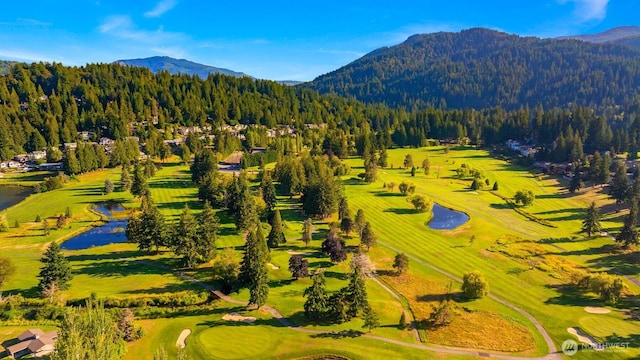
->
0;0;637;81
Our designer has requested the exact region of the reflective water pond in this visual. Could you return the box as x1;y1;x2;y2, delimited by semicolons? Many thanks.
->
0;186;32;212
427;203;470;230
61;203;128;250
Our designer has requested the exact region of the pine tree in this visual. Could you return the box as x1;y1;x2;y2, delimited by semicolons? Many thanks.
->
422;157;430;175
125;196;166;254
399;312;407;329
56;214;66;229
267;209;286;248
340;216;353;237
104;178;114;194
403;154;413;169
569;175;583;193
344;265;369;318
63;149;81;175
302;218;313;247
233;173;257;232
363;307;380;332
616;199;639;247
130;162;149;198
581;201;602;238
303;272;328;320
354;209;366;235
260;171;277;214
197;200;219;262
338;198;350;220
120;166;132;192
242;227;269;308
38;241;73;291
599;153;611;186
364;157;377;183
172;204;200;268
610;162;630;205
360;221;376;251
42;218;50;236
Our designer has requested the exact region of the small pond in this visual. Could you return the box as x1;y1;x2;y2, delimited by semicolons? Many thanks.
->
427;203;470;230
61;203;129;250
0;186;32;212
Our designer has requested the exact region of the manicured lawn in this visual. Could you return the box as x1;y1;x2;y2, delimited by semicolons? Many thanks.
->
125;305;474;360
2;149;639;359
342;146;640;359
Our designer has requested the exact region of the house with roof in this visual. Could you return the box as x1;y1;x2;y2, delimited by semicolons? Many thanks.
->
4;328;58;358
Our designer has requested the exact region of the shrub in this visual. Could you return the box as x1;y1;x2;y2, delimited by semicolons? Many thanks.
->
408;195;433;213
462;271;489;299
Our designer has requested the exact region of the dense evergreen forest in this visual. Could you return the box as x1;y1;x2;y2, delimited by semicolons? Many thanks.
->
307;28;640;111
1;61;640;165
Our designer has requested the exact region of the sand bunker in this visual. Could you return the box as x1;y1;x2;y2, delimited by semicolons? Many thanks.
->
222;312;256;323
267;262;280;269
567;327;603;351
584;306;611;314
176;329;191;348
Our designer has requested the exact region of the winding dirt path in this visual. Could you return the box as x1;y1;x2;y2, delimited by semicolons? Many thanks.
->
139;260;561;359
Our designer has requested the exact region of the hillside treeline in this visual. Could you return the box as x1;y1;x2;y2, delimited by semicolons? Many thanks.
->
0;61;639;164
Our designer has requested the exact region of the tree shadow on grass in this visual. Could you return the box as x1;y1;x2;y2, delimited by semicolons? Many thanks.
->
66;250;146;262
543;284;603;307
324;271;348;281
308;261;335;269
121;282;198;295
539;237;588;244
4;285;40;299
490;203;512;210
198;316;284;328
310;330;364;339
383;208;416;215
371;191;404;197
343;178;367;186
268;279;295;288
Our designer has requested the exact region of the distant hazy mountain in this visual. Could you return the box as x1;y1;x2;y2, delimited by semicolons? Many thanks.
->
557;26;640;49
115;56;249;78
277;80;304;86
0;60;17;76
307;27;640;110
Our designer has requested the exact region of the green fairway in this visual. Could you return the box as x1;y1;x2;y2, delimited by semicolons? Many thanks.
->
2;150;639;359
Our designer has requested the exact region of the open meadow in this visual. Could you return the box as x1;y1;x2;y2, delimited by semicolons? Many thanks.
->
1;147;639;359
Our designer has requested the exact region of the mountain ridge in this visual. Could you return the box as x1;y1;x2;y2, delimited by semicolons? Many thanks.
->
114;56;249;79
306;27;640;110
557;26;640;45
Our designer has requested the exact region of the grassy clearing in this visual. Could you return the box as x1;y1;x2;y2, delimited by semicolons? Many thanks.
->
2;149;639;359
124;304;474;360
343;146;640;359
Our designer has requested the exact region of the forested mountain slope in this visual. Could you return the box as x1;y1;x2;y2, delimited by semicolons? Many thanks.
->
307;28;640;110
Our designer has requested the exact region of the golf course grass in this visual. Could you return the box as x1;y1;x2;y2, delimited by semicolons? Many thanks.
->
1;147;639;359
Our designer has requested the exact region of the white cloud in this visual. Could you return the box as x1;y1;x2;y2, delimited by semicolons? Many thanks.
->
558;0;609;22
99;15;186;44
150;46;187;59
0;49;59;63
144;0;178;18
